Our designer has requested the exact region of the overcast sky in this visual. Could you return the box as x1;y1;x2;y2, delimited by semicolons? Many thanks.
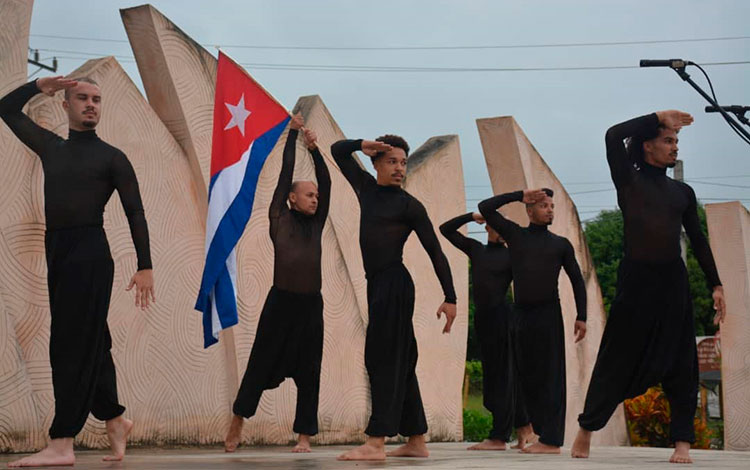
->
26;0;750;239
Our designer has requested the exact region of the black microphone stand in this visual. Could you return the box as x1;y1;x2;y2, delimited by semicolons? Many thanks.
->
670;63;750;140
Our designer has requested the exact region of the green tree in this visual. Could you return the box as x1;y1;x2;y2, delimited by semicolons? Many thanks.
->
584;206;717;336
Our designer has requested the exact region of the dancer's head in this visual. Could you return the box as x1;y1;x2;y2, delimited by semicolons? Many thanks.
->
372;134;409;187
289;181;319;216
62;77;101;131
628;123;679;169
525;188;555;226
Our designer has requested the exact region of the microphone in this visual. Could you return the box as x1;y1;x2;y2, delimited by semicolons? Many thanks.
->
639;59;692;68
705;105;750;114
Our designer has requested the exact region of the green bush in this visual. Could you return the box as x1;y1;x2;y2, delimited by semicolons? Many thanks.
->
463;409;492;442
465;360;483;395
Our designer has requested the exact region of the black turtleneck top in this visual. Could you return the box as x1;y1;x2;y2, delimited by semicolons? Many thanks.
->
269;128;331;294
0;80;152;270
606;113;721;288
331;139;456;304
478;191;587;321
440;212;512;311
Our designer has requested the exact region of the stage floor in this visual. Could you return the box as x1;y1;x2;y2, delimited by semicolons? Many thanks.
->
2;442;749;469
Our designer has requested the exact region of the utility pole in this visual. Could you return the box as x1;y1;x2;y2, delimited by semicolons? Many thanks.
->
27;49;57;78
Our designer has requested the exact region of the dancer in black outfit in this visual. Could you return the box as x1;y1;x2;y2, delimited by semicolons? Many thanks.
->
571;110;726;464
333;136;457;461
439;212;534;450
1;76;154;468
224;114;330;454
479;188;587;454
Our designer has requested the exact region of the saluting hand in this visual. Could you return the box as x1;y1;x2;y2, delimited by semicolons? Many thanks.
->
712;285;726;325
436;302;457;334
360;140;393;158
127;269;155;311
36;76;78;96
472;212;485;224
655;110;694;131
522;188;547;204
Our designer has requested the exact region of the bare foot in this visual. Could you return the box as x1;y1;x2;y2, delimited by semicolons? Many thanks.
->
224;415;244;453
669;441;692;464
467;439;507;450
571;427;592;459
521;442;561;454
512;424;536;450
387;435;429;458
337;442;386;461
8;438;75;468
102;416;133;461
292;434;312;453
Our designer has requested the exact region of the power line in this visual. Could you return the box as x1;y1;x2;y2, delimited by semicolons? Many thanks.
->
28;33;750;51
32;48;750;73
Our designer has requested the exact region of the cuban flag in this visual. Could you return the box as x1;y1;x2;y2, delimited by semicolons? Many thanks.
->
195;52;289;348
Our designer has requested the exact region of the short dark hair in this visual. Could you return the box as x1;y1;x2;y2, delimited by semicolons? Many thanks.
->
64;77;99;100
373;134;409;160
525;188;554;208
626;122;671;164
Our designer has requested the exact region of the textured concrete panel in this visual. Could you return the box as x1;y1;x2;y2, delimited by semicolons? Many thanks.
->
404;136;469;441
476;116;628;446
706;202;750;451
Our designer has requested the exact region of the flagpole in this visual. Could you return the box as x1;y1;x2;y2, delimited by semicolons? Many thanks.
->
218;49;291;117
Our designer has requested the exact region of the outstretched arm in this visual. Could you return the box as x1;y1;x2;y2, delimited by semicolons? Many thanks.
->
439;212;481;256
0;78;73;157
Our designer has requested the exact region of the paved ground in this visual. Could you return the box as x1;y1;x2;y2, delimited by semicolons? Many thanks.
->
2;443;749;469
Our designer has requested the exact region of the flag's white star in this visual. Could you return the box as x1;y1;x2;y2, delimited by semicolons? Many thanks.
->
224;94;251;136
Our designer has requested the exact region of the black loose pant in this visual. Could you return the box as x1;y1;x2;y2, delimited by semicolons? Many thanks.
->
364;264;428;438
512;301;566;447
46;226;125;439
578;258;698;443
233;287;324;436
476;303;529;441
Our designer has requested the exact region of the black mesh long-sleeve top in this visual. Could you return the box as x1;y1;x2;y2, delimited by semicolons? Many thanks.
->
605;113;721;287
331;139;456;304
439;212;512;311
0;80;152;270
478;191;587;321
269;128;331;294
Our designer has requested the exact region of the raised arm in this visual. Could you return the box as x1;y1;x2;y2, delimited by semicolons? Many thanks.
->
562;240;587;322
303;128;331;223
0;79;67;157
410;198;457;304
477;191;525;244
331;139;370;196
439;212;481;256
269;122;299;239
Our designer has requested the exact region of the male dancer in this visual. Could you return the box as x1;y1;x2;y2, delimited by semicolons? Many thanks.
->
439;212;534;450
1;76;154;467
479;188;587;454
225;113;330;454
332;136;457;461
572;110;725;464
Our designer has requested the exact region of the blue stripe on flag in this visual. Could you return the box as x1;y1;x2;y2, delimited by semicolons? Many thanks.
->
196;116;290;348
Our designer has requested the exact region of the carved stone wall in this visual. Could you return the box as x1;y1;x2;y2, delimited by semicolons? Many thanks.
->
706;202;750;451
